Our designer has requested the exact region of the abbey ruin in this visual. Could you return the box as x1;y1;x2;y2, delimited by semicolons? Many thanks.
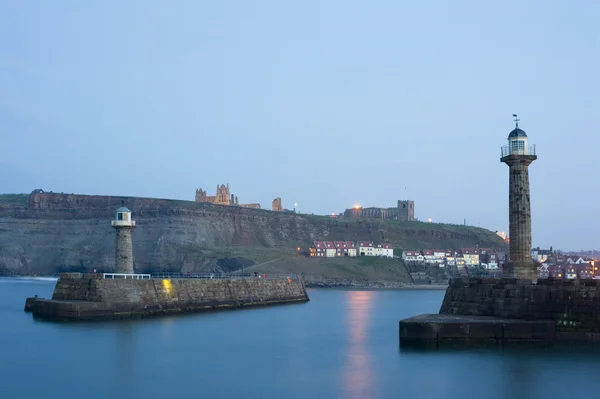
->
195;184;284;212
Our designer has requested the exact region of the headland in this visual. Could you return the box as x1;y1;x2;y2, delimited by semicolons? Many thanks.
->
0;191;506;283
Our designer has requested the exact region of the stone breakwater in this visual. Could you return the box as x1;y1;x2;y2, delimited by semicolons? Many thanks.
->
26;273;309;321
399;278;600;348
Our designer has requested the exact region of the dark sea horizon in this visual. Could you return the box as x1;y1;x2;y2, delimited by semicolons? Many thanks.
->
1;277;599;399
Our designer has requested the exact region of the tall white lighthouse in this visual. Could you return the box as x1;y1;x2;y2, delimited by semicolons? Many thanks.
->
111;201;136;274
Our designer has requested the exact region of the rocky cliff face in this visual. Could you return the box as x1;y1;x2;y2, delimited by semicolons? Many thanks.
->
0;192;507;276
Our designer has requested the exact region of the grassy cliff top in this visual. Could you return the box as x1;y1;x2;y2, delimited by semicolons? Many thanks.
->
0;194;28;205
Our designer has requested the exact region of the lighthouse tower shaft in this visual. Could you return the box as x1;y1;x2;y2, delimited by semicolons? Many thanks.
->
502;155;536;279
114;226;135;274
111;206;136;274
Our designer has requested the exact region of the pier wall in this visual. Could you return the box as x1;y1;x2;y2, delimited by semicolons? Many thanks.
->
440;278;600;333
31;273;308;320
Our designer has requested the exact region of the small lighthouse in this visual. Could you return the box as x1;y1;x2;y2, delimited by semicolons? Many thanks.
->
501;114;537;280
111;201;136;274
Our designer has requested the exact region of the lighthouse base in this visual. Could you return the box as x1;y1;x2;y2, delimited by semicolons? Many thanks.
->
502;261;538;281
400;277;600;348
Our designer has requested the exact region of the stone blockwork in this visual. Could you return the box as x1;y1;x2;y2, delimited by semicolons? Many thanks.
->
502;155;537;280
29;273;309;321
399;314;556;348
441;278;600;333
114;227;134;274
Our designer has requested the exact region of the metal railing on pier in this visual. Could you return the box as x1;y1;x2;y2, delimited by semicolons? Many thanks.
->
500;144;536;158
103;273;151;280
149;272;300;281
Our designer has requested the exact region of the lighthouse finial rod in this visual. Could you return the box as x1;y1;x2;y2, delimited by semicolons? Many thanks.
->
512;114;520;128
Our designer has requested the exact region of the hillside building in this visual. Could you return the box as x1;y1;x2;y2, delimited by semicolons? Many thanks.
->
375;243;394;258
343;200;415;221
309;241;390;258
194;183;266;210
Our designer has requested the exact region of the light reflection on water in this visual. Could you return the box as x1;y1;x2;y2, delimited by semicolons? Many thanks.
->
344;291;375;399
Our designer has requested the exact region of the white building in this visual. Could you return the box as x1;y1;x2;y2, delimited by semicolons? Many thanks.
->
422;250;437;264
461;249;480;266
433;250;448;263
402;251;424;262
375;243;393;258
324;241;336;257
357;241;375;256
346;241;357;257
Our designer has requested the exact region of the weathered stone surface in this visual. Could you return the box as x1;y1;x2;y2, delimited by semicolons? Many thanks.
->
501;154;537;280
399;313;555;347
24;297;37;312
400;278;600;347
439;278;600;333
114;227;134;274
28;273;309;321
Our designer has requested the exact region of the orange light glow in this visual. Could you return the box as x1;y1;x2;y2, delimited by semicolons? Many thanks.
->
344;291;374;399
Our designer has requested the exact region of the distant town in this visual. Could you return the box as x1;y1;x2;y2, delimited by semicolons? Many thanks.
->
301;240;599;282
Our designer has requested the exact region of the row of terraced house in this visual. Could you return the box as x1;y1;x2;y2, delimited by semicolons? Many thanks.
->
309;241;394;258
401;248;502;270
534;249;599;279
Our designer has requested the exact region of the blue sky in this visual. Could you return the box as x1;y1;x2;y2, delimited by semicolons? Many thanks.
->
1;1;599;250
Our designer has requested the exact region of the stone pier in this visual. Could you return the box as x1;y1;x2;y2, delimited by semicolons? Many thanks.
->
25;273;309;321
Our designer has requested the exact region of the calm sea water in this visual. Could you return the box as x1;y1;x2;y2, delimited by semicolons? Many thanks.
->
1;278;599;399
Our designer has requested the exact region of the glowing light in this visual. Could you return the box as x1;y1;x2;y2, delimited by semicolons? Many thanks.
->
344;290;374;399
427;218;432;223
354;204;361;210
162;279;172;294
